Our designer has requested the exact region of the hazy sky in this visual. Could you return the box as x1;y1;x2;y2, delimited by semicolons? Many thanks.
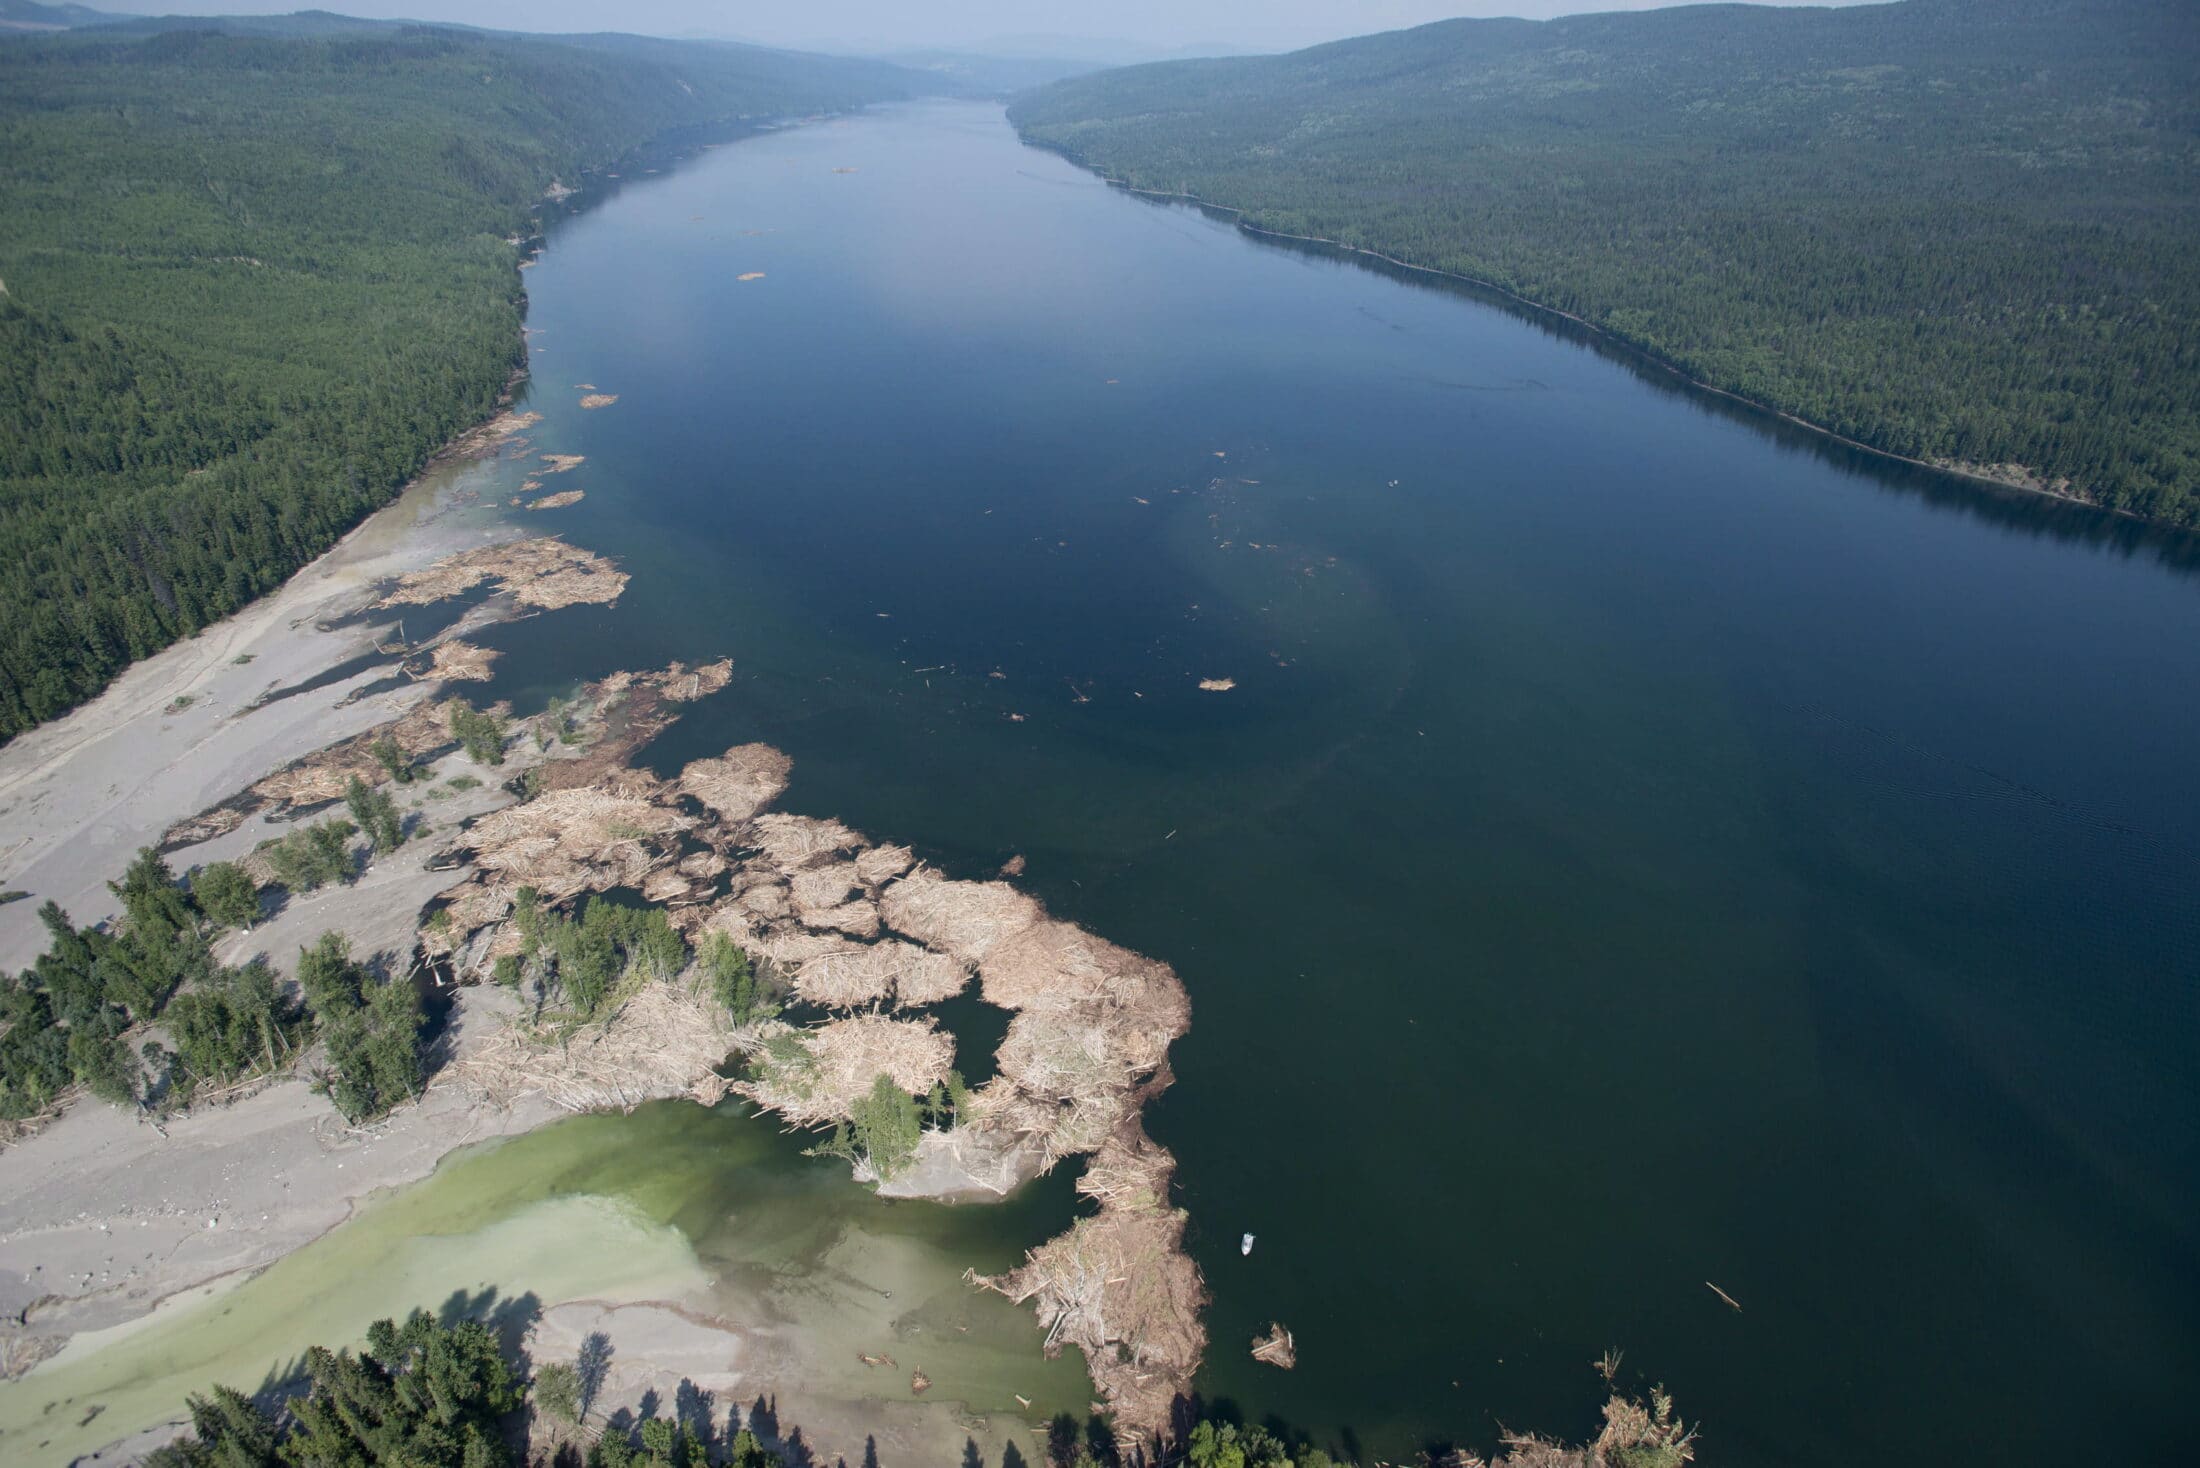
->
157;1;1864;53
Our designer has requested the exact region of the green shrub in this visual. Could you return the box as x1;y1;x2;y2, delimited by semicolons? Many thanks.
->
259;818;358;892
190;861;261;931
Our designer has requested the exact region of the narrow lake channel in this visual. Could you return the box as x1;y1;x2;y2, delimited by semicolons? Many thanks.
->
23;99;2200;1467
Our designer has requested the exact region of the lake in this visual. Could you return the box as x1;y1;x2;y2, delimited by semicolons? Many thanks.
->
173;99;2200;1464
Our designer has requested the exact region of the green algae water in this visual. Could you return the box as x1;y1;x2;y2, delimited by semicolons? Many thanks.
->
474;102;2199;1466
0;1104;1090;1466
18;100;2200;1468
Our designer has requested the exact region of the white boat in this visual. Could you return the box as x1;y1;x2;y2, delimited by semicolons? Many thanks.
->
1241;1233;1255;1256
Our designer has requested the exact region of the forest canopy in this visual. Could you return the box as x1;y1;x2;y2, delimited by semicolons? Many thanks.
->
0;24;917;738
1011;0;2200;529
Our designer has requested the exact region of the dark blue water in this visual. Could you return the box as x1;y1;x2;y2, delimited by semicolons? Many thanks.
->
478;102;2200;1466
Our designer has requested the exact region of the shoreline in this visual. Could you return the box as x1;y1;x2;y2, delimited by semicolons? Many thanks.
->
1026;144;2158;530
0;100;1165;1465
0;449;526;974
0;432;1204;1460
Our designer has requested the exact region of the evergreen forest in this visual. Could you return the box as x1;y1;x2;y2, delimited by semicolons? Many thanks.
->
0;842;425;1126
1011;0;2200;528
0;22;918;737
143;1303;1397;1468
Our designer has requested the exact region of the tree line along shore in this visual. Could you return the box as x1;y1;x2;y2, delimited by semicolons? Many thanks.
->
8;796;1693;1465
0;22;924;740
1009;0;2200;531
10;2;2200;749
0;552;1694;1466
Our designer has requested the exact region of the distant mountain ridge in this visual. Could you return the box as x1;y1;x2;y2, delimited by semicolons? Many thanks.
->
0;0;121;29
1012;0;2200;529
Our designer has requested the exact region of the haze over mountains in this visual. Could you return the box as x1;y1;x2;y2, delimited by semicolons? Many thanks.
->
0;0;119;29
4;0;2200;721
0;1;1869;54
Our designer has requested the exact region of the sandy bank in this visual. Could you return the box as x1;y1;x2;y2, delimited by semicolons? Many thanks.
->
0;462;516;973
0;450;1204;1455
0;984;559;1355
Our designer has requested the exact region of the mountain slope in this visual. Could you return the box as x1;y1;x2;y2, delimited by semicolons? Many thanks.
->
0;24;920;736
0;0;118;30
1011;0;2200;528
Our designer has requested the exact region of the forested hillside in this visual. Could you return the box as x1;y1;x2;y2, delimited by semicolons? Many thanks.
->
1011;0;2200;528
0;24;917;737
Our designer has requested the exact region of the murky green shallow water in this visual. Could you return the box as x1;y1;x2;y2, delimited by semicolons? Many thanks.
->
0;1103;1089;1465
12;100;2200;1467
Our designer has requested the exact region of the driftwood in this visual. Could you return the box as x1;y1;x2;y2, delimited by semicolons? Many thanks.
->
972;1131;1206;1439
321;647;1213;1434
734;1014;953;1128
377;536;629;612
453;981;738;1114
1251;1322;1296;1369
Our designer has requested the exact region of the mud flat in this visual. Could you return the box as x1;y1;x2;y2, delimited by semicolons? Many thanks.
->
3;1098;1096;1468
0;986;560;1359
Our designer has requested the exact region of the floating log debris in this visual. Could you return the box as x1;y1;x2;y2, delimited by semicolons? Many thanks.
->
579;394;619;409
421;640;499;683
750;812;864;873
854;843;915;886
877;869;1043;967
678;743;790;822
441;409;542;461
377;536;628;612
1251;1322;1296;1369
295;641;1212;1434
515;661;730;801
454;979;740;1113
791;940;969;1010
973;1133;1206;1438
736;1013;954;1128
528;490;585;510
